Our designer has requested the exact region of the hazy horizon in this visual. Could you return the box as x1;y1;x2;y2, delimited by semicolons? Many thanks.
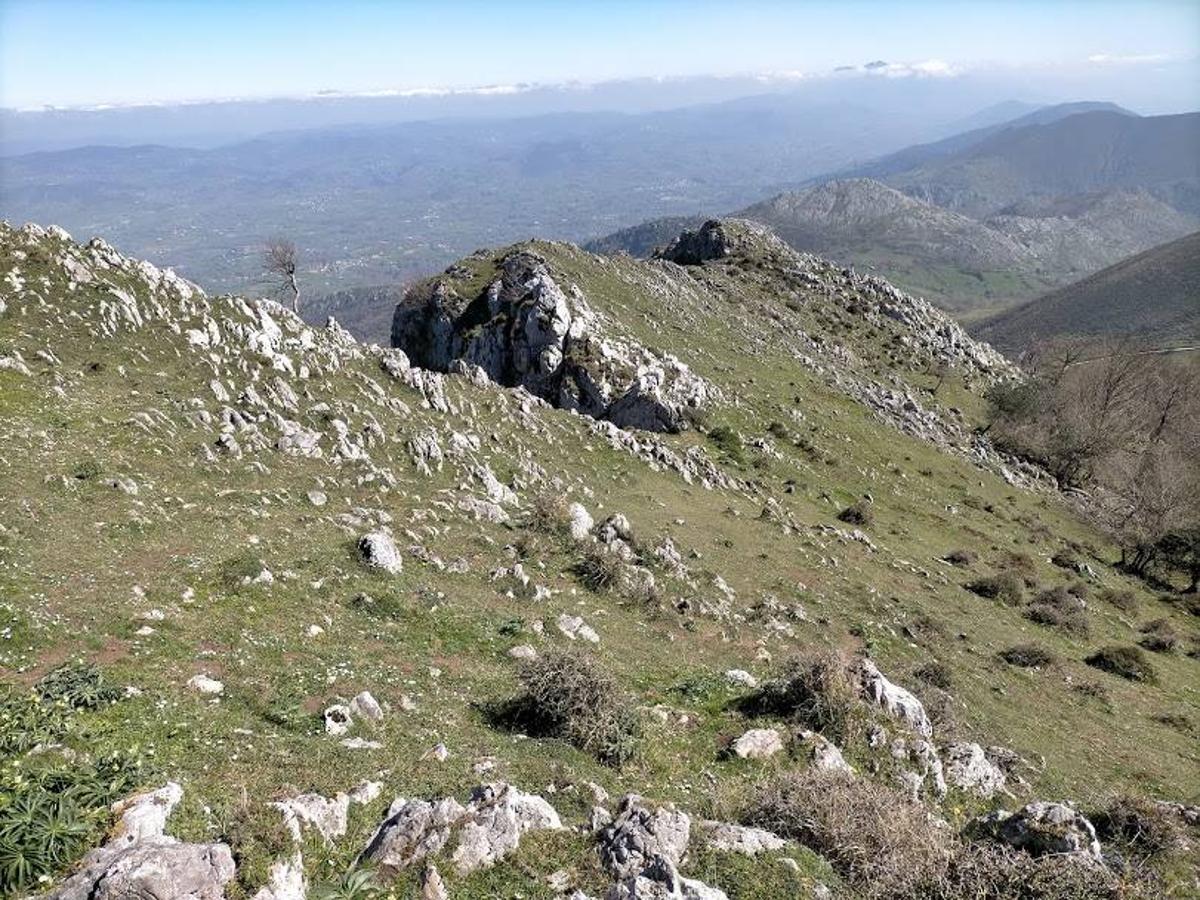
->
2;0;1198;113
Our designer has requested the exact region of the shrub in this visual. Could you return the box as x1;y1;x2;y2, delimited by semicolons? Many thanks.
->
998;643;1058;668
745;770;951;898
707;425;746;465
837;501;874;528
1050;550;1079;570
1085;645;1157;683
912;661;953;690
1093;795;1185;858
574;545;626;592
502;651;640;765
1023;588;1089;636
935;842;1137;900
1137;619;1179;654
965;572;1024;605
740;649;860;743
526;490;571;535
943;549;977;567
1098;588;1138;613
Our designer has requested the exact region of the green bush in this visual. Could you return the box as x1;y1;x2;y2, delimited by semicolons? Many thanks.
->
707;425;747;465
837;501;875;528
965;572;1024;605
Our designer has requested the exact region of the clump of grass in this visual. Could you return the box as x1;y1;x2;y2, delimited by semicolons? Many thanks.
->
740;649;861;743
1023;587;1089;636
499;651;640;766
36;662;121;710
1050;549;1079;570
837;501;874;528
965;572;1024;605
1085;645;1157;683
1137;619;1179;654
745;770;951;898
998;643;1057;668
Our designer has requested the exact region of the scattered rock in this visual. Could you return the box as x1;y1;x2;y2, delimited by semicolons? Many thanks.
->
187;674;224;695
598;795;691;879
731;728;784;760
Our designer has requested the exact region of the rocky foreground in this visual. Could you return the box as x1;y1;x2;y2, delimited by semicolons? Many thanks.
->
0;221;1196;898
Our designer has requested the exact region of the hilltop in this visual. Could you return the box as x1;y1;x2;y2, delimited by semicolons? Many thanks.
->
974;230;1200;353
0;220;1197;899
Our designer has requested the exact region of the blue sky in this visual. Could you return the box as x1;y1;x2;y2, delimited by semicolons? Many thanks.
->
2;0;1197;109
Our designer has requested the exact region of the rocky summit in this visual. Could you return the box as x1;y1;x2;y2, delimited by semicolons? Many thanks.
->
0;218;1197;899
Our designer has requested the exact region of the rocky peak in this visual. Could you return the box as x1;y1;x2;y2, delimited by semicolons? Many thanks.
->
655;218;790;266
392;248;714;433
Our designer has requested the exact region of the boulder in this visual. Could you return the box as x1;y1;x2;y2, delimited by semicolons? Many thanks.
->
598;795;691;879
858;659;932;738
731;728;784;760
450;782;563;874
796;730;853;775
943;742;1007;798
700;821;787;856
357;530;403;574
568;502;595;542
361;797;467;877
983;801;1102;860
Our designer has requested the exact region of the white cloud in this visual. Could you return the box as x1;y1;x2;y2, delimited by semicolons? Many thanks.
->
1087;53;1171;65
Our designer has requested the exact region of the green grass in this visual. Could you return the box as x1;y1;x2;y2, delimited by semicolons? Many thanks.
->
1;223;1197;896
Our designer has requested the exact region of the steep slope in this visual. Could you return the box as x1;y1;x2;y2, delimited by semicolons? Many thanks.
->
843;102;1135;181
884;110;1200;218
973;230;1200;353
1;222;1197;897
301;283;409;345
736;180;1052;311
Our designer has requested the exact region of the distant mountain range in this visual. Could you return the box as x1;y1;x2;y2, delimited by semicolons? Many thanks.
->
589;106;1200;316
972;230;1200;353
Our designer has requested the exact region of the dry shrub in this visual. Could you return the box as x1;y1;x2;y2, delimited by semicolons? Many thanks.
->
1024;587;1089;636
741;648;861;743
1086;645;1158;683
505;650;640;765
912;660;953;690
527;490;572;534
1094;795;1186;859
943;549;977;567
965;572;1024;605
575;544;627;592
745;770;951;899
1137;619;1179;654
998;643;1058;668
837;501;875;528
935;842;1139;900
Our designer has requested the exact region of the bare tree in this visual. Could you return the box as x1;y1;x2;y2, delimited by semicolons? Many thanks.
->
263;239;301;313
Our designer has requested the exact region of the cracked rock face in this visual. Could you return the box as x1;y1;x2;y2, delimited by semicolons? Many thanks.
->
986;801;1103;860
361;782;561;880
392;251;711;433
943;742;1008;799
859;658;933;738
47;783;234;900
606;854;729;900
598;795;692;880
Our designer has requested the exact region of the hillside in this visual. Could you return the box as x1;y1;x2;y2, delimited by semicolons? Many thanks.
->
1;220;1197;899
883;111;1200;219
588;176;1197;315
736;180;1052;312
842;102;1135;182
973;230;1200;353
302;284;409;345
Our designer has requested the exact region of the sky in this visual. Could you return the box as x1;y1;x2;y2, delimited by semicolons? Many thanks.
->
1;0;1198;110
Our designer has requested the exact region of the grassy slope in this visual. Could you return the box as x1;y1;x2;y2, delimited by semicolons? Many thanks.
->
0;226;1197;897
